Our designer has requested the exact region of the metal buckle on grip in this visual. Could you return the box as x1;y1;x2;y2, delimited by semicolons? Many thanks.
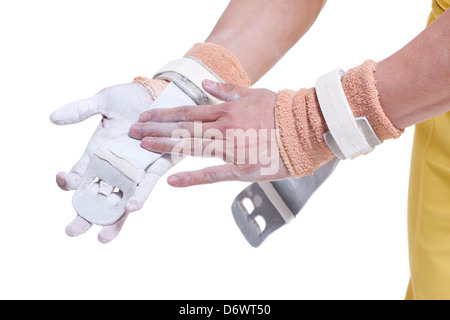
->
232;158;339;247
72;154;138;226
156;72;211;106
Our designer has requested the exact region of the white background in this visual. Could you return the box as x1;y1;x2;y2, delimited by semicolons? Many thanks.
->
0;0;431;300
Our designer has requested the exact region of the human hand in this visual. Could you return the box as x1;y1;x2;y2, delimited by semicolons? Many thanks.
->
129;80;291;187
51;82;173;242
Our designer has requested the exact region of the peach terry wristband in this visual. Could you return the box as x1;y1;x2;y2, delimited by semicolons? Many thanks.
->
133;77;168;100
276;60;403;177
185;42;251;88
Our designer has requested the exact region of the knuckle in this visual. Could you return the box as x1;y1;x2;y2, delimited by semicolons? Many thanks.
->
224;83;237;93
202;169;219;183
220;102;234;114
140;123;154;135
175;121;189;133
213;121;227;133
223;83;240;101
221;121;238;131
179;106;193;121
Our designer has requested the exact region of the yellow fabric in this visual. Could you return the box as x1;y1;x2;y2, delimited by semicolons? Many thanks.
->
406;0;450;300
428;0;450;25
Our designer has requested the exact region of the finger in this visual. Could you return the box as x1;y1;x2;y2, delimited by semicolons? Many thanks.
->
125;155;174;213
98;212;129;244
167;164;240;187
130;121;219;139
202;80;248;102
141;137;229;161
65;215;92;237
139;104;222;123
55;152;91;191
50;95;101;125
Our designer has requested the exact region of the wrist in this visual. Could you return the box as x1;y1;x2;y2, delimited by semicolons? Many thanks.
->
185;42;251;88
275;88;334;177
275;60;404;178
342;60;403;141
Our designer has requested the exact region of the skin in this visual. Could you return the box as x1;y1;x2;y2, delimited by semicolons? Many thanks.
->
130;0;450;187
376;8;450;129
205;0;327;84
133;81;290;186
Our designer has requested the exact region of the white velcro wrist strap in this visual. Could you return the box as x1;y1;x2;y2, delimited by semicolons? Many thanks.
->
315;69;381;160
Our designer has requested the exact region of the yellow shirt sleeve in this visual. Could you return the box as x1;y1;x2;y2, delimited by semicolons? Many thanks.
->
429;0;450;24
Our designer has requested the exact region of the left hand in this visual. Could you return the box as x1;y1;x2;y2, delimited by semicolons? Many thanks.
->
129;80;291;187
51;82;173;242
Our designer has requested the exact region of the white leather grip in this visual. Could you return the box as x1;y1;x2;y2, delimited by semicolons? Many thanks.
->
73;83;196;226
73;59;225;226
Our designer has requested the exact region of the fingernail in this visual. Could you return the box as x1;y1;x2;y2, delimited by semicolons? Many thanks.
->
167;175;180;186
56;173;67;188
129;124;142;138
203;79;218;88
140;112;151;122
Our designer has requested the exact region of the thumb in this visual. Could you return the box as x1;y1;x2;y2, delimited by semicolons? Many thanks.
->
202;80;248;102
50;95;102;125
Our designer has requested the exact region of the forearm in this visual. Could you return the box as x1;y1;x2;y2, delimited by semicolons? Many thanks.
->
376;9;450;129
206;0;327;83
